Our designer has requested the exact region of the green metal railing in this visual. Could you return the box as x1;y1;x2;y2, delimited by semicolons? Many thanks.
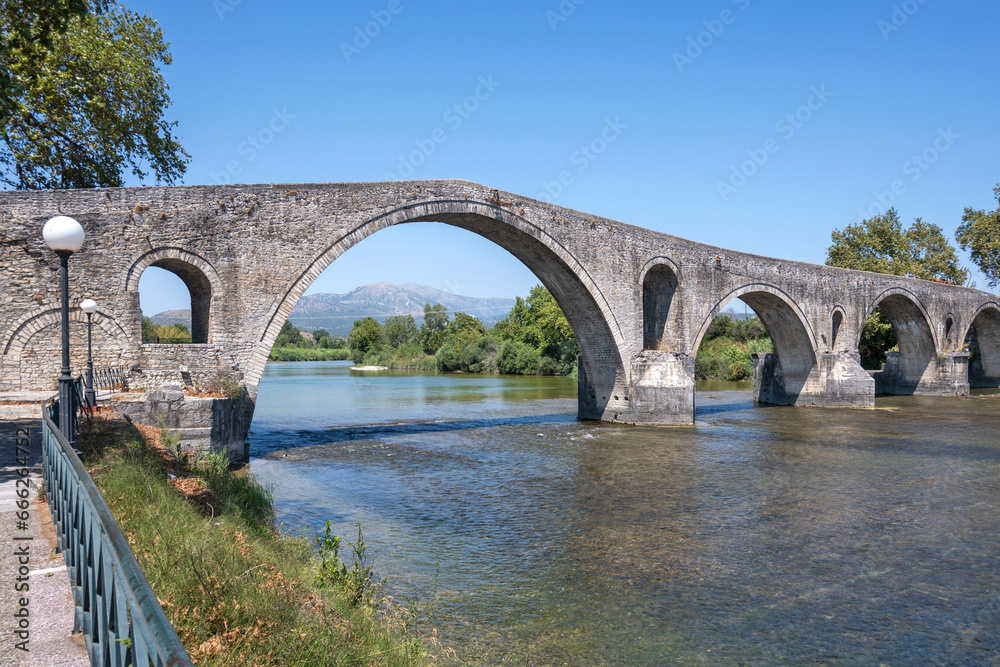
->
41;396;193;667
93;365;129;391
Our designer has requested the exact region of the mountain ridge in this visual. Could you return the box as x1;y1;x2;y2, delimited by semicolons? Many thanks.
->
148;282;516;335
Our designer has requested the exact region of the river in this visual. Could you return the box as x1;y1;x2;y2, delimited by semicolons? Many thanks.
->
248;360;1000;665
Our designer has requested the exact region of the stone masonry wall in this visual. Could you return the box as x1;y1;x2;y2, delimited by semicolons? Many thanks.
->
2;180;999;428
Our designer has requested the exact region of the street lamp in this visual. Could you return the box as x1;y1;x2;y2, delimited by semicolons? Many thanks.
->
42;216;86;445
80;298;97;409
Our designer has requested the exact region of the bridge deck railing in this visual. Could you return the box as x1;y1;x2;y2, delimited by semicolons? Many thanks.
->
41;395;193;667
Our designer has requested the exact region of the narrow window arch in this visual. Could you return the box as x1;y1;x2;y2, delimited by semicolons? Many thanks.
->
831;310;843;350
642;264;678;350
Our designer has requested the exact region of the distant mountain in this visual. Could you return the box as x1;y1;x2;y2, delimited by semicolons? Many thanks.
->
146;283;517;336
289;282;516;334
148;309;192;327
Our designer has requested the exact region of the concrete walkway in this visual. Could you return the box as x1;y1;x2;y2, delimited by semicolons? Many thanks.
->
0;398;89;666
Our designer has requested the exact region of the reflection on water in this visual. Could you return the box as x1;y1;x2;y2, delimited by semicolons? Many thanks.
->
249;361;1000;665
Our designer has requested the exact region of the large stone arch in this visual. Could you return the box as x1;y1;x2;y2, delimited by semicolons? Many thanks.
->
694;283;818;381
640;257;681;351
246;200;627;420
124;248;221;344
964;302;1000;388
865;289;937;394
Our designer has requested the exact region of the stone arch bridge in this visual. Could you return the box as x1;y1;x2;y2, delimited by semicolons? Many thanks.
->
1;180;997;436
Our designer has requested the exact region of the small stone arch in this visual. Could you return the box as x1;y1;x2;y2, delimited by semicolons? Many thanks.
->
694;283;818;399
640;257;680;351
865;288;937;392
2;305;131;356
1;306;130;390
125;248;221;344
964;302;1000;387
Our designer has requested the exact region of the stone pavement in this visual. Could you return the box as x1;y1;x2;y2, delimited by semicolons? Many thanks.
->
0;401;89;666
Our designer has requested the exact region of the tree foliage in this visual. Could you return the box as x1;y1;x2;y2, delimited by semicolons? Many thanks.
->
274;320;305;348
695;314;772;381
492;285;577;375
956;184;1000;288
824;210;964;366
419;303;449;354
344;287;579;376
826;209;968;284
348;317;383;358
0;0;188;189
383;315;418;348
140;315;190;343
857;309;896;370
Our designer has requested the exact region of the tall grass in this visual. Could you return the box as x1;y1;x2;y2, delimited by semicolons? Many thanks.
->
76;418;429;666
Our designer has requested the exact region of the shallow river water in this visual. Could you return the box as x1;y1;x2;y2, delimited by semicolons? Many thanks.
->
248;361;1000;665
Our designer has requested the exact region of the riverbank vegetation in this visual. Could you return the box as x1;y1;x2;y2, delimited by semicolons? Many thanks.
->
347;286;578;376
141;316;192;344
77;415;431;666
695;314;772;381
268;321;351;361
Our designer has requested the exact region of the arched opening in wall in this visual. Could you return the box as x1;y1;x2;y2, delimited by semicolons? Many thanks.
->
965;306;1000;388
693;297;769;383
693;290;815;404
831;310;843;350
642;264;677;350
7;310;129;391
137;262;212;344
863;293;936;393
250;211;625;423
857;306;897;370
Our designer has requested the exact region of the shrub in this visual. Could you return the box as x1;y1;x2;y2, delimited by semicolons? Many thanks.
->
435;343;460;372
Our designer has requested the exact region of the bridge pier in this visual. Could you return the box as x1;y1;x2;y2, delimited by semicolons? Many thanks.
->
872;351;970;396
626;351;696;425
752;352;875;408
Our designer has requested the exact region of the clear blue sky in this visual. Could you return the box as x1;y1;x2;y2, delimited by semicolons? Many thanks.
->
131;0;1000;315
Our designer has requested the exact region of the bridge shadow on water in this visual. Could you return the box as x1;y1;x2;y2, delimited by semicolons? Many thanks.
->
252;412;575;456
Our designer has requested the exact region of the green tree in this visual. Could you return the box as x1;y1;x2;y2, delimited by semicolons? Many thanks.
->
274;320;304;348
348;317;383;357
141;315;155;343
0;1;188;189
383;315;418;348
1;1;109;120
419;303;449;354
826;209;968;283
493;285;578;375
956;184;1000;288
827;210;968;368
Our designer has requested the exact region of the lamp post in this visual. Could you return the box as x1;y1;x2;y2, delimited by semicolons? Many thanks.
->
80;298;97;408
42;216;85;445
